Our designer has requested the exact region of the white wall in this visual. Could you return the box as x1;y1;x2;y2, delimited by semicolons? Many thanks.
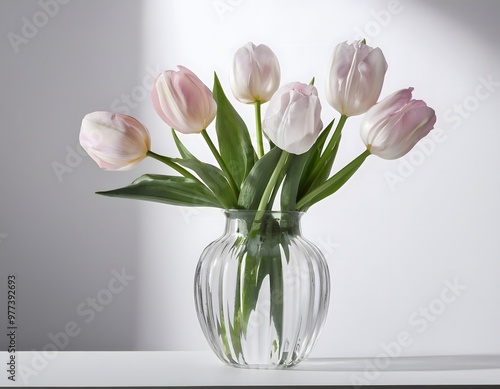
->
1;0;499;357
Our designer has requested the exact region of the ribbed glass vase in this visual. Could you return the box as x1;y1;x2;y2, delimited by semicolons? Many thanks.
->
194;210;330;369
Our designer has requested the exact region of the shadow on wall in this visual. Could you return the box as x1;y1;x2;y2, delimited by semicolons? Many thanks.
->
0;0;144;351
420;0;499;43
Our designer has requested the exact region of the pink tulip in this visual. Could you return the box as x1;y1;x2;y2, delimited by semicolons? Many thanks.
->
79;112;150;171
360;88;436;159
151;66;217;134
263;82;323;155
229;42;281;104
326;40;388;116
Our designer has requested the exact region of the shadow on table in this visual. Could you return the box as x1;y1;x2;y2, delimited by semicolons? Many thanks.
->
293;355;500;371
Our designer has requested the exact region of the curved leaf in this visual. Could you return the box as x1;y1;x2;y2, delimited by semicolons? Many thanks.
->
170;130;237;208
297;150;370;211
298;119;335;197
237;147;282;210
173;158;238;209
280;120;336;211
171;129;196;160
280;153;309;211
96;174;222;208
213;72;257;188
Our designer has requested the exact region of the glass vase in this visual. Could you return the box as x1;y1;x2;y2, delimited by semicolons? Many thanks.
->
194;210;330;369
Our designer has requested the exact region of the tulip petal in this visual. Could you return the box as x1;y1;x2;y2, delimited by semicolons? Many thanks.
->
326;40;388;116
263;82;323;155
151;66;216;134
230;42;281;104
360;89;436;160
79;112;150;171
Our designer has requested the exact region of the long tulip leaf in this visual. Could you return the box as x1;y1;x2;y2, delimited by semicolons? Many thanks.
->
298;119;335;198
173;158;238;209
96;174;222;208
212;72;257;188
280;120;335;211
237;147;282;210
297;150;371;211
171;129;196;160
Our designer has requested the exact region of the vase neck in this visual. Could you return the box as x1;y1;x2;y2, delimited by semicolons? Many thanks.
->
224;210;303;237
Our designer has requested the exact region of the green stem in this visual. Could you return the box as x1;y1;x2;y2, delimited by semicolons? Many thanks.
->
254;100;264;159
296;149;371;211
147;150;198;181
201;129;239;198
253;150;289;227
323;114;347;158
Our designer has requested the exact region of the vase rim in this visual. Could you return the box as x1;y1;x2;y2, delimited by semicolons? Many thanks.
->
224;209;305;217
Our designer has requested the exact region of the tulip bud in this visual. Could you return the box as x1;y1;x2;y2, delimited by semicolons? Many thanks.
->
229;42;281;104
151;66;217;134
263;82;323;155
326;40;388;117
79;112;151;171
360;88;436;160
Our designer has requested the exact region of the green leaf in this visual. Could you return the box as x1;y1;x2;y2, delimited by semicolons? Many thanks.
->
297;150;371;211
173;158;238;209
171;129;195;160
238;222;282;338
313;116;346;182
237;147;282;210
170;130;237;208
239;236;263;333
298;119;335;197
96;174;223;208
212;72;257;188
269;243;284;353
303;136;340;198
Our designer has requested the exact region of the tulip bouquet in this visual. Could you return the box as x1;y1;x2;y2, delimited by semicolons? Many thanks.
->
80;40;436;366
80;40;436;215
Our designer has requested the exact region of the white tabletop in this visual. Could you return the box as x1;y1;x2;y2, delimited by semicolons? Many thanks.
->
2;351;500;386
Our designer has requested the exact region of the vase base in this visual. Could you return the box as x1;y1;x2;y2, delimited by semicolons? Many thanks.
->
223;361;299;370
